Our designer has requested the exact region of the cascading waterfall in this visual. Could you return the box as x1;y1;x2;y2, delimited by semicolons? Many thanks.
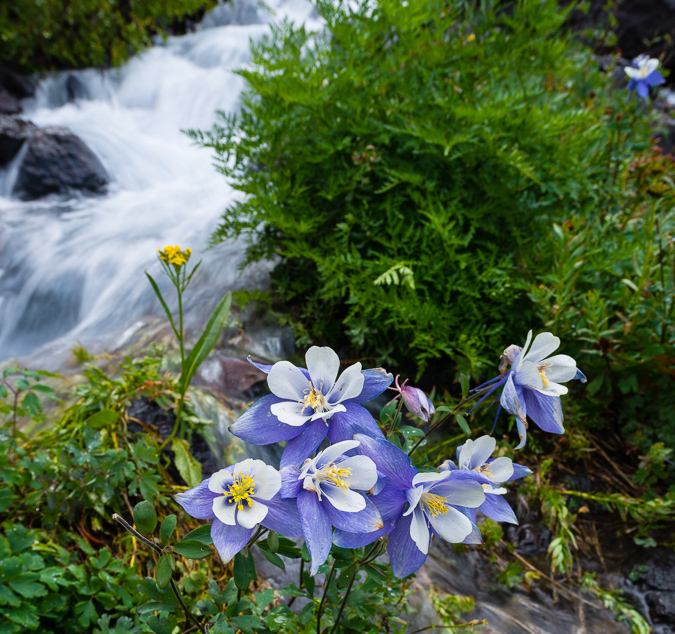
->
0;0;320;365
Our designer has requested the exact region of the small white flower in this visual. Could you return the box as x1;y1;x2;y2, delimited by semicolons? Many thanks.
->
298;439;377;512
625;55;660;80
208;459;280;529
268;346;364;426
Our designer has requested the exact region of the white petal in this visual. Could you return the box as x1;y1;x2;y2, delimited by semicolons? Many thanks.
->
338;455;378;491
271;401;312;426
322;482;366;512
644;58;659;75
327;362;364;405
212;495;237;525
409;506;430;554
302;475;318;493
544;355;578;383
488;457;513;483
522;332;560;364
429;506;472;544
514;360;544;390
253;468;281;500
412;471;452;487
625;66;640;79
208;468;234;494
458;439;474;469
309;403;346;421
536;382;568;397
267;360;311;400
485;485;508;495
316;439;360;468
305;346;340;394
431;477;485;508
467;436;496;470
514;330;533;371
236;499;268;529
403;485;424;516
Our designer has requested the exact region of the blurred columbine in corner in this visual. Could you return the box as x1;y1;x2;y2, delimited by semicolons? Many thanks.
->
471;331;586;449
625;55;665;102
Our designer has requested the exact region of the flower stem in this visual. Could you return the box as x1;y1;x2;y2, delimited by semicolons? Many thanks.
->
327;569;357;634
316;559;337;634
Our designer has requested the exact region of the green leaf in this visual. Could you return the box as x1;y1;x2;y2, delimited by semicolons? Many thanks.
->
182;524;213;545
86;409;119;429
233;548;257;590
456;414;471;436
133;501;157;535
155;554;172;590
267;531;279;553
173;539;212;560
336;563;357;589
172;438;202;488
21;392;42;417
230;615;263;634
145;272;178;336
179;292;232;393
300;542;311;563
160;515;177;547
260;548;285;569
459;373;470;399
8;580;47;599
145;614;178;634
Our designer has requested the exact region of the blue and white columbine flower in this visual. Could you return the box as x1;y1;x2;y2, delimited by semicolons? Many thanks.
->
440;435;532;525
230;346;392;467
174;459;301;563
333;435;485;578
279;440;382;574
625;55;665;102
472;331;586;449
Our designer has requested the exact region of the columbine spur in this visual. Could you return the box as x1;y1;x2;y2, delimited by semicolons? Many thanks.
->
471;331;586;449
333;435;485;578
174;458;301;563
625;54;665;102
229;346;392;467
279;440;382;574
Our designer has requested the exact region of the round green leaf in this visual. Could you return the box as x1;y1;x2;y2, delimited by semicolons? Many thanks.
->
155;554;172;590
133;501;157;535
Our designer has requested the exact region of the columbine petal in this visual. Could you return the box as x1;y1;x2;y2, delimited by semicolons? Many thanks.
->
487;457;514;483
463;436;496;470
327;404;385;444
259;496;303;536
267;360;310;400
213;495;237;525
637;80;649;99
174;479;218;520
333;525;390;548
522;390;564;434
208;468;235;494
316;439;360;468
211;519;253;564
500;373;527;427
523;332;560;364
644;58;659;76
428;505;472;543
411;471;451;487
514;361;545;390
625;66;640;79
236;498;269;529
298;489;333;575
387;514;428;578
280;419;330;468
305;346;340;394
354;434;417;490
271;401;313;426
403;485;424;516
409;506;431;555
514;330;533;371
430;474;485;508
320;482;367;513
348;368;393;404
507;462;533;482
338;455;379;491
537;381;568;397
326;493;383;533
544;354;578;383
480;493;518;524
279;466;303;499
646;70;665;86
327;362;365;405
243;462;281;500
229;394;306;445
309;404;346;421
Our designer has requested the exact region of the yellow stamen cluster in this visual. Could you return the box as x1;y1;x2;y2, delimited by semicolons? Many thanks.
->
158;245;192;268
474;463;494;478
319;463;352;492
301;383;327;412
226;472;256;511
421;492;449;518
538;361;552;388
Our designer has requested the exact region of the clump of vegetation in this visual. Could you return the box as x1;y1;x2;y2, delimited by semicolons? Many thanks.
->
0;0;217;71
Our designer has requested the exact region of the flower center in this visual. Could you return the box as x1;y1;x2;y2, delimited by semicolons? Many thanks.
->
474;462;494;478
302;384;328;412
226;471;256;511
537;361;552;388
317;463;352;492
421;492;448;518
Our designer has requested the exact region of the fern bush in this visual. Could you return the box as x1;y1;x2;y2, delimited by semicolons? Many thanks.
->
191;0;644;375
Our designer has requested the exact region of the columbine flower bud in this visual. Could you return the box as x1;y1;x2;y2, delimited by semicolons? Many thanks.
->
392;375;435;422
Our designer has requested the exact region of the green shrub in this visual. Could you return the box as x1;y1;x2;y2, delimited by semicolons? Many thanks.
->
0;0;216;71
191;0;650;375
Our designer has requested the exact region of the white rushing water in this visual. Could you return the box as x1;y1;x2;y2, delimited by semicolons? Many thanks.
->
0;0;320;365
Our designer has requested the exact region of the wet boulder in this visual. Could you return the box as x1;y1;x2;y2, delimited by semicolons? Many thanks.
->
0;87;22;115
0;67;35;99
0;115;37;166
13;126;109;199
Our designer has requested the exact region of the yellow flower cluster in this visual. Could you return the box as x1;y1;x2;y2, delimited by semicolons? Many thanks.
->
158;245;192;267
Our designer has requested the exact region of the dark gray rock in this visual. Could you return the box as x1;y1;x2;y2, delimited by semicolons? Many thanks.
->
0;115;37;166
66;74;90;101
0;67;35;99
13;126;109;199
0;87;22;115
